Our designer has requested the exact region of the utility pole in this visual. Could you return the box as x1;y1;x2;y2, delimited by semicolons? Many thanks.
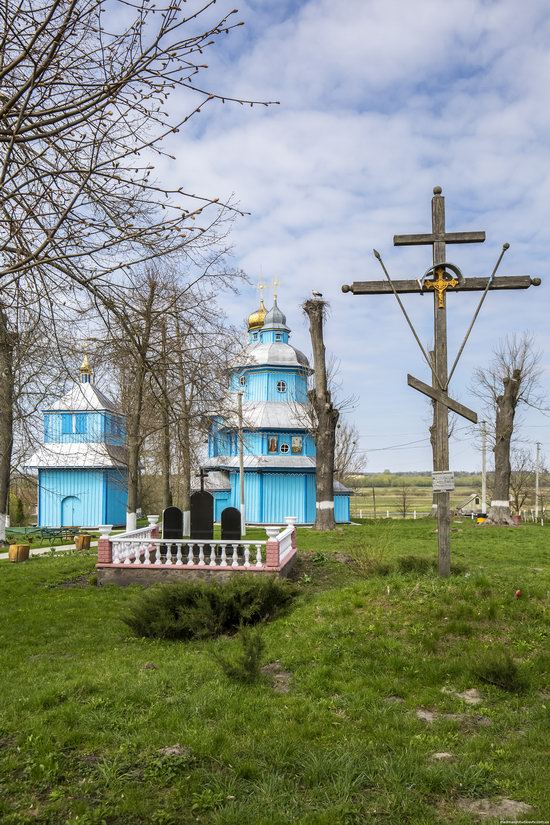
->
372;487;377;520
535;441;541;522
481;420;487;516
237;390;246;536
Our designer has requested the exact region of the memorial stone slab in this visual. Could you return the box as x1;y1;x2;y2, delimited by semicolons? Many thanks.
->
221;507;241;541
190;491;214;540
162;506;183;540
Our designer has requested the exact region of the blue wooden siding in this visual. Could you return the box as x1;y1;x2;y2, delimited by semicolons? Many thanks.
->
335;495;350;523
230;369;308;404
44;412;125;445
213;491;230;522
106;469;128;525
260;329;289;344
38;469;105;527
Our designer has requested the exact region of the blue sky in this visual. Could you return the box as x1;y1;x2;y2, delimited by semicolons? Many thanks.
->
161;0;550;472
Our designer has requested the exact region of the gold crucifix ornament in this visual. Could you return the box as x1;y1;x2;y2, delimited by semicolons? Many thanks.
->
422;263;463;308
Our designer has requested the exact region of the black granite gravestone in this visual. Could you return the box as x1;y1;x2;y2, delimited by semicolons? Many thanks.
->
221;507;241;541
162;506;183;540
190;491;214;540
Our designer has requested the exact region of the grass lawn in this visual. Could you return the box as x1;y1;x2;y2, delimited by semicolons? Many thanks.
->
0;520;549;824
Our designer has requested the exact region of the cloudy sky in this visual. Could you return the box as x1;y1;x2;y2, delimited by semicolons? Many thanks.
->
164;0;550;472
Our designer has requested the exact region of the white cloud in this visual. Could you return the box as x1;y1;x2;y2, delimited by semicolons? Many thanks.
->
160;0;550;470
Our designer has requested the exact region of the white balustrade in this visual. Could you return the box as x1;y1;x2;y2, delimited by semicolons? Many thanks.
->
107;522;298;571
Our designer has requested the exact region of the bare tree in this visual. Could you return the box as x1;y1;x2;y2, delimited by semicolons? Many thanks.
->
0;0;273;539
303;298;339;531
334;420;365;482
509;448;536;515
471;334;546;525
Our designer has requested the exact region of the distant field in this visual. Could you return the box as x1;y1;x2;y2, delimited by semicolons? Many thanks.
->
347;473;550;518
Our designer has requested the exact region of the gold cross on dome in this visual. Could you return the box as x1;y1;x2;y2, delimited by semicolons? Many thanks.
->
272;278;280;300
424;266;459;308
255;280;265;301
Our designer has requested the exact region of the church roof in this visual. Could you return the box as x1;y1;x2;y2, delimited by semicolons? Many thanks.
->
27;443;128;469
219;400;310;430
45;382;121;414
263;298;289;331
235;341;310;370
191;470;232;492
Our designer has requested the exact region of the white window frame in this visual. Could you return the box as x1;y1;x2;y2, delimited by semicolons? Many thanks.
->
277;380;287;393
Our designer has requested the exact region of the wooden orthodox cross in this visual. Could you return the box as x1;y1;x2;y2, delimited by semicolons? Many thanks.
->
342;186;541;576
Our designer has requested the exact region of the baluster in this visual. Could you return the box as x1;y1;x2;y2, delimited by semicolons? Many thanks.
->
112;543;120;564
220;544;227;566
143;543;152;565
175;543;183;566
255;544;263;567
244;546;250;567
165;543;172;565
124;543;132;564
133;541;143;565
231;544;239;568
187;544;194;566
198;544;205;566
209;543;217;567
154;543;162;565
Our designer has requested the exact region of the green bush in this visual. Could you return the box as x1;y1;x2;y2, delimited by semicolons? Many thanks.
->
124;576;296;640
472;649;527;692
213;626;266;684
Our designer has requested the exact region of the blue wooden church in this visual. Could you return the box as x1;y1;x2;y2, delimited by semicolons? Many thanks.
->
28;356;128;528
204;296;351;524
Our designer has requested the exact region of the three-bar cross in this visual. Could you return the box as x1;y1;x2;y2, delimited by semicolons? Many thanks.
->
342;186;541;576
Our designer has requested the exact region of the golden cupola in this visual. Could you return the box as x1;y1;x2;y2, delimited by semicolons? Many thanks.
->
80;353;93;384
247;299;267;331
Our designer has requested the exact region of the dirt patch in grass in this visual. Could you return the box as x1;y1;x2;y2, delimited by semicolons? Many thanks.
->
441;687;483;705
456;797;533;820
416;708;491;727
157;744;193;758
51;574;91;588
261;661;292;693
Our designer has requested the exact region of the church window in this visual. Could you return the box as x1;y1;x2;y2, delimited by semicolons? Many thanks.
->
280;442;290;454
239;375;246;386
277;380;287;393
275;333;282;341
268;435;278;453
292;436;303;454
61;414;86;434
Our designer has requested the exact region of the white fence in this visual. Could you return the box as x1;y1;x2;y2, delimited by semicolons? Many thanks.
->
111;537;266;569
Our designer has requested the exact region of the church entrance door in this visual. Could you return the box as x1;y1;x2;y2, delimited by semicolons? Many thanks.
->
61;496;81;527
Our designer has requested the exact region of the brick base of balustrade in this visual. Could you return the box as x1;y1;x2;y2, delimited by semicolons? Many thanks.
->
96;553;296;587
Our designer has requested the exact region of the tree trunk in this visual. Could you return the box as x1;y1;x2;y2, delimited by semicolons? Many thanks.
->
303;299;339;531
0;308;14;545
486;369;521;525
179;414;192;536
126;404;141;532
160;322;172;511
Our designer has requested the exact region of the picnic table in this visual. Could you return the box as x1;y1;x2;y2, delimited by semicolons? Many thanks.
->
6;526;82;544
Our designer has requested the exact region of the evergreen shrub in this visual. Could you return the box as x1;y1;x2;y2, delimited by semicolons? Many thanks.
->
124;576;296;640
213;626;266;684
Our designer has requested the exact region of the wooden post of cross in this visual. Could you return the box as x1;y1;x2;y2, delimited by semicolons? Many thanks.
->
342;186;541;576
